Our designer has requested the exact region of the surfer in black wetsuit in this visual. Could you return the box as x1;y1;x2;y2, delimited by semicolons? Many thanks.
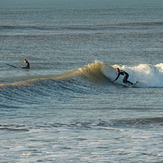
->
22;59;30;69
113;68;133;85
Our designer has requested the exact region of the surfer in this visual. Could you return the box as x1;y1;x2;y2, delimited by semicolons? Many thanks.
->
22;59;30;69
113;68;133;85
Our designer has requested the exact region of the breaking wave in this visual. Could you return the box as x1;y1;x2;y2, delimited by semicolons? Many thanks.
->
1;21;163;31
0;61;163;88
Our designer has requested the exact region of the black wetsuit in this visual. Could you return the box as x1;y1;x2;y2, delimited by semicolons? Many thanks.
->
114;70;133;85
22;60;30;69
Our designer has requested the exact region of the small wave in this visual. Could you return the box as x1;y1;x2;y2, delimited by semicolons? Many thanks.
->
1;21;162;34
35;117;163;130
117;21;163;27
0;124;29;132
0;25;54;31
37;120;114;131
0;25;97;32
112;117;163;129
0;104;20;109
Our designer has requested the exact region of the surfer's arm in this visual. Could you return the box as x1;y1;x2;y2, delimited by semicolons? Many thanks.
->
113;73;120;82
22;65;28;69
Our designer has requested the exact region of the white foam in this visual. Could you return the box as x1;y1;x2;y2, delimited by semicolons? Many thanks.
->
118;63;163;87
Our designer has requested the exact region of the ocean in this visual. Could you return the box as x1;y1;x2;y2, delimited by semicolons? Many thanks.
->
0;0;163;162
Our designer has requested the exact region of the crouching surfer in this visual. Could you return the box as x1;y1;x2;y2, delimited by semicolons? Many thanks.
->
113;68;133;85
22;59;30;69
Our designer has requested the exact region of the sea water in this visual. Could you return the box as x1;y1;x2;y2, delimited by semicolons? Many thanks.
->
0;0;163;162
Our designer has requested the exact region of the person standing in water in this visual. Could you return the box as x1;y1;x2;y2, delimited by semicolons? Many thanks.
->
113;68;133;85
22;59;30;69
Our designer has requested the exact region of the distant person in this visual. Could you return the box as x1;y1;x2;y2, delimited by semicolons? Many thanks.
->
22;59;30;69
113;68;133;85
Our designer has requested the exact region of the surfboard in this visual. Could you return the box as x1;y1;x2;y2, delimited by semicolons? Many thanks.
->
130;81;139;87
6;64;18;68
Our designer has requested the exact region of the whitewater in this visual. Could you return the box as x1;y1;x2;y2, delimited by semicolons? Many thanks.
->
0;0;163;162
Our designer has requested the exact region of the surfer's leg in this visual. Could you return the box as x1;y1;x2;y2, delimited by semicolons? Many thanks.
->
123;75;128;83
123;75;133;85
127;80;133;85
